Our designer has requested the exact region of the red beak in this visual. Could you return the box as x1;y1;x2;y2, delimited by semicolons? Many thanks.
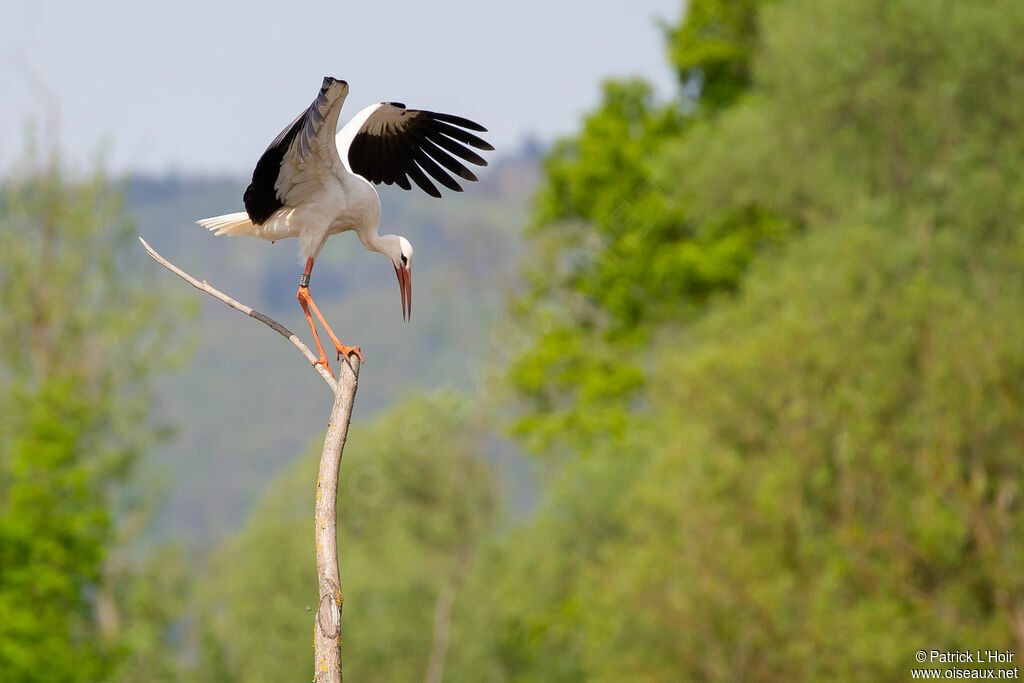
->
394;266;412;321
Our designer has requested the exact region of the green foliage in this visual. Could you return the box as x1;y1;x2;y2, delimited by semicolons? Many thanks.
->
447;449;645;682
518;79;687;337
0;146;188;681
666;0;770;109
454;0;1024;680
0;381;113;680
197;393;497;683
567;224;1024;680
107;546;194;683
507;1;784;455
668;0;1024;238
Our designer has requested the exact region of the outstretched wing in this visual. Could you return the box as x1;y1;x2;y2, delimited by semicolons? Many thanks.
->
338;102;493;198
243;77;349;225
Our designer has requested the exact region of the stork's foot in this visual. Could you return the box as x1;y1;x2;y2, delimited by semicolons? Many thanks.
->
313;357;335;379
335;344;364;364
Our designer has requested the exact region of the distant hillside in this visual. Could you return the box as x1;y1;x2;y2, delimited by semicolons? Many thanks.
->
129;149;540;544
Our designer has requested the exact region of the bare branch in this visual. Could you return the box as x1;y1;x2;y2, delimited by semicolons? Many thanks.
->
139;236;360;682
138;236;337;392
314;364;359;682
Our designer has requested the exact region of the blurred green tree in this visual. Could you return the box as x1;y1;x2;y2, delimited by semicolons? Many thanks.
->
575;223;1024;680
664;0;1024;238
507;0;785;456
471;2;784;678
666;0;770;110
0;143;188;681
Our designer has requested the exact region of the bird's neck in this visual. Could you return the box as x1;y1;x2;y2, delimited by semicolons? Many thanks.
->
355;227;389;256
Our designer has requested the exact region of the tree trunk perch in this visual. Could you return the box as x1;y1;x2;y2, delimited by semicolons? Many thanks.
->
313;362;358;681
139;237;358;682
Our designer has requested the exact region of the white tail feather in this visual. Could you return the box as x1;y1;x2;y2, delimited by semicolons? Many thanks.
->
196;211;255;237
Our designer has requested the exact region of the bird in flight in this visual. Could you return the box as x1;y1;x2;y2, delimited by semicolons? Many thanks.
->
197;77;492;376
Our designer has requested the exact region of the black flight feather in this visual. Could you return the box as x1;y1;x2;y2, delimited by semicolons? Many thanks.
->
429;120;493;150
347;103;492;198
412;145;462;192
426;130;489;167
428;111;488;132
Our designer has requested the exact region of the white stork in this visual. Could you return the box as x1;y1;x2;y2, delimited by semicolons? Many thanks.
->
197;76;492;376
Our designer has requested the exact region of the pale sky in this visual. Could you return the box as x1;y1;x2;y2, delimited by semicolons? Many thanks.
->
1;0;683;175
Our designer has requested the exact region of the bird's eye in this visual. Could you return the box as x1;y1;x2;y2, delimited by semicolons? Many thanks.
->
401;254;408;265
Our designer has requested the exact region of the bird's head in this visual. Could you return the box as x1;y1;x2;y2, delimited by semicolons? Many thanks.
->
385;235;414;321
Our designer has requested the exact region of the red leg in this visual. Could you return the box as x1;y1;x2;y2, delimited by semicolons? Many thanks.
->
297;287;333;378
297;258;364;367
301;291;364;363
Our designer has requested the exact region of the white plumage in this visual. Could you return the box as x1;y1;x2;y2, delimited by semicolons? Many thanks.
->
198;211;252;237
